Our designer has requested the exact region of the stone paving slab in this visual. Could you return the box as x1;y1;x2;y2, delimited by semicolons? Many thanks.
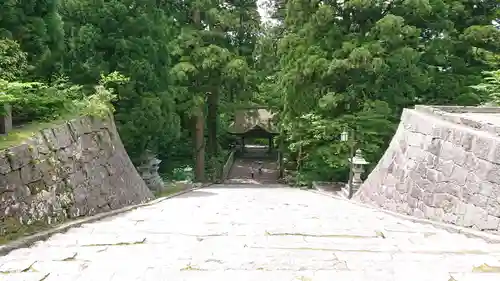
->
1;186;500;280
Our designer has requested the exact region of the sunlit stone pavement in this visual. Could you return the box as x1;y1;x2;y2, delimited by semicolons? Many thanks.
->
1;185;500;281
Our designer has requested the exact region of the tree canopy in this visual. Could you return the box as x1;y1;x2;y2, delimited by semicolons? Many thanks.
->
0;0;498;183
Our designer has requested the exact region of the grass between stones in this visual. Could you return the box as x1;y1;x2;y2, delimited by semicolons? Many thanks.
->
180;263;207;271
0;121;50;150
472;264;500;273
0;219;57;245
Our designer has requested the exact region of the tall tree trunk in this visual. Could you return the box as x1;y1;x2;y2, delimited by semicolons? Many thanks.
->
207;89;218;156
194;107;205;182
193;7;205;182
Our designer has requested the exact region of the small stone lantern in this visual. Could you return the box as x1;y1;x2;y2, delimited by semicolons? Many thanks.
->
137;152;164;192
349;149;369;196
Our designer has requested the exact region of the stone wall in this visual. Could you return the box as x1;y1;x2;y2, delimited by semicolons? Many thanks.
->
0;115;153;236
355;106;500;232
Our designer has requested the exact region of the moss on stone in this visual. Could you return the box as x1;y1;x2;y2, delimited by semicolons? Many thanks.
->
154;183;188;198
472;264;500;273
180;264;207;271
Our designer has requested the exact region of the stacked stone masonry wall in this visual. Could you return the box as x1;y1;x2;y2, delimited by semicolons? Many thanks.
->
355;107;500;232
0;115;153;236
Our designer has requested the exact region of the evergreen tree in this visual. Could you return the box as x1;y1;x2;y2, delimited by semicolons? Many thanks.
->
171;0;259;180
0;0;64;81
60;0;181;163
268;0;500;182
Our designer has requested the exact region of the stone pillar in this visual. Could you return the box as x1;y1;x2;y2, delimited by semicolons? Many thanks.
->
241;137;246;153
351;164;365;195
0;104;12;135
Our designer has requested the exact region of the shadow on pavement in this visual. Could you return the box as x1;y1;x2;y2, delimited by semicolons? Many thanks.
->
208;184;287;188
175;190;218;198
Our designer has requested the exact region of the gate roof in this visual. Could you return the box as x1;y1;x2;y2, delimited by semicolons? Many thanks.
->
227;108;278;135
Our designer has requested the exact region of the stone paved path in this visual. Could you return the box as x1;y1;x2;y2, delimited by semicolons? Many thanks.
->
2;185;500;281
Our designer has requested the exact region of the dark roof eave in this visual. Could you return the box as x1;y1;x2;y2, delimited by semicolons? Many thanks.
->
228;131;279;136
228;124;279;135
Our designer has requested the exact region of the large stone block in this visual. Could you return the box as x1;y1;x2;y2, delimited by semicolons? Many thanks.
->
0;152;12;174
20;164;43;185
426;137;442;156
409;183;423;200
435;182;461;198
489;139;500;164
486;164;500;185
439;141;456;161
486;197;500;217
460;131;475;151
442;211;458;224
469;194;488;208
7;144;32;170
406;132;423;147
1;170;23;193
478;215;500;230
436;159;454;177
52;125;73;149
449;165;467;186
472;135;494;161
425;168;442;184
461;204;487;227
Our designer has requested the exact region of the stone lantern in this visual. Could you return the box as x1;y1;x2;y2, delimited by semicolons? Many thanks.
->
349;149;369;197
137;151;164;192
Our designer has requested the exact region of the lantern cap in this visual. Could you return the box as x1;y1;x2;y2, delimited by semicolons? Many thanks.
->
350;149;369;165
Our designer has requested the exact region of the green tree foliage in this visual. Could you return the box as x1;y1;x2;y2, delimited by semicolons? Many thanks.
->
0;0;262;179
0;0;65;80
0;73;120;123
472;70;500;104
170;0;260;180
60;0;182;163
3;0;497;185
264;0;500;183
0;39;28;81
253;23;281;108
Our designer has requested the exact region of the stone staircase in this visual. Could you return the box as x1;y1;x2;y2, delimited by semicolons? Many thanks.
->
225;145;279;185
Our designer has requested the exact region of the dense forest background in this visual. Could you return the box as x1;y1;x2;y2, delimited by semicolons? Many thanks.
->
0;0;498;184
